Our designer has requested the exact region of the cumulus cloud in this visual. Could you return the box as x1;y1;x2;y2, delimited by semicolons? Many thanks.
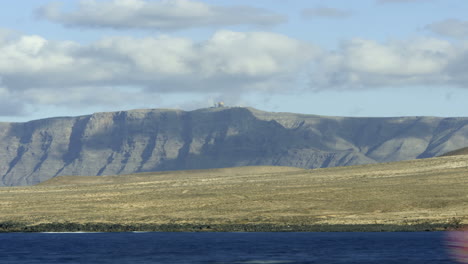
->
301;7;351;19
310;37;460;90
4;26;468;117
0;30;316;116
427;19;468;39
36;0;286;30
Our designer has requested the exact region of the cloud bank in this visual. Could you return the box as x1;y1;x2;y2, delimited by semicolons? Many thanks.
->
36;0;286;30
310;38;460;90
1;23;468;116
0;30;316;116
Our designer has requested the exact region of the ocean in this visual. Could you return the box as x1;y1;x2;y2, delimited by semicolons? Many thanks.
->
0;232;460;263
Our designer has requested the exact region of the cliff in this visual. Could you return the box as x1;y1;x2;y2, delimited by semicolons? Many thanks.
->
1;107;468;186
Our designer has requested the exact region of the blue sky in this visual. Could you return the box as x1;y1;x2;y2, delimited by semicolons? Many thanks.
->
1;0;468;122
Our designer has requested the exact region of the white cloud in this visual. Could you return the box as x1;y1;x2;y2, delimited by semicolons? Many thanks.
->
427;19;468;39
0;30;316;116
36;0;286;30
4;26;468;117
309;38;462;90
301;7;351;19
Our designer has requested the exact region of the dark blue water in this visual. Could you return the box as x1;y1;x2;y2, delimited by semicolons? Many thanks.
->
0;232;456;263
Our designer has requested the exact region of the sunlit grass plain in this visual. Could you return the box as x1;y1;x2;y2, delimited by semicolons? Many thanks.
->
0;155;467;231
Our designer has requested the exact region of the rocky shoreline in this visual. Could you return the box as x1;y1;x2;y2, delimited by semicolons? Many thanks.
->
0;221;464;233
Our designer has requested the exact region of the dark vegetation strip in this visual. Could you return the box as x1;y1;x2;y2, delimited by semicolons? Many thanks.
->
0;220;464;233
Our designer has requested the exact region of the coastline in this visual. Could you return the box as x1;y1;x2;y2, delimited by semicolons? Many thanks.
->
0;221;464;233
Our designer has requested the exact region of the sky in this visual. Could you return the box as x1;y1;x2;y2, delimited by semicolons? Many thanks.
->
1;0;468;122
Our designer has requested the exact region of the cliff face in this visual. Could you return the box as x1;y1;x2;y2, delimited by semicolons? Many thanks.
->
1;107;468;186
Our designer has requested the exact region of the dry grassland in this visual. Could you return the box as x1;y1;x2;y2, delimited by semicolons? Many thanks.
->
0;156;467;230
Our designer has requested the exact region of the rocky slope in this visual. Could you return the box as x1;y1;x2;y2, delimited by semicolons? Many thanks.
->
1;107;468;186
440;146;468;157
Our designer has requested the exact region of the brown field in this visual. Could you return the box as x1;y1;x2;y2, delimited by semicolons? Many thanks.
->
0;155;467;230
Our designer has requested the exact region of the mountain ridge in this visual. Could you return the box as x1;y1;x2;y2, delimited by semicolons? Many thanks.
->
1;107;468;186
